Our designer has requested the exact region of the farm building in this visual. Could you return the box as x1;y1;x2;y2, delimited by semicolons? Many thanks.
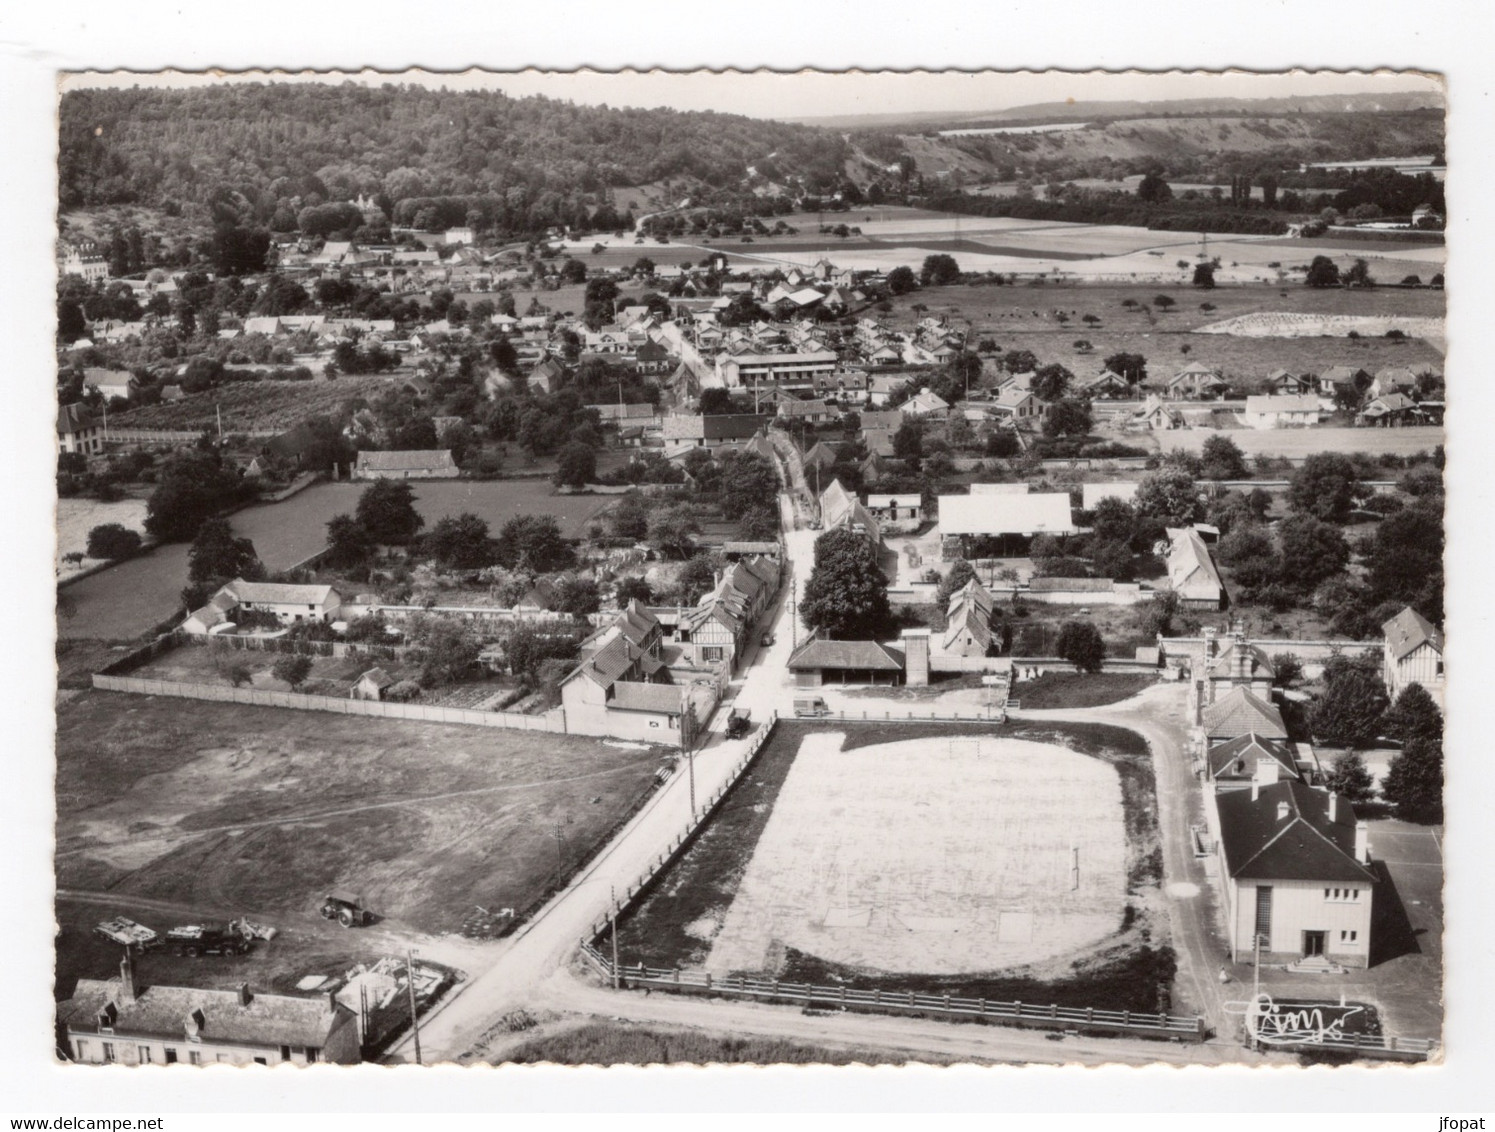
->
1212;779;1374;968
351;668;396;701
662;413;766;454
1382;606;1444;710
352;450;457;480
213;579;343;626
865;492;923;533
939;490;1074;557
787;633;905;687
58;954;361;1065
940;578;995;658
1165;527;1226;610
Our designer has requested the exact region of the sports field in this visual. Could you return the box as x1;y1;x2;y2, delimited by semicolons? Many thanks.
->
703;733;1126;976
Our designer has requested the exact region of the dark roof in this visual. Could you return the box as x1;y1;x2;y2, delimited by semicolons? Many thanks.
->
1383;606;1443;661
1207;732;1301;780
58;402;96;436
787;636;904;672
1215;780;1376;883
358;667;396;689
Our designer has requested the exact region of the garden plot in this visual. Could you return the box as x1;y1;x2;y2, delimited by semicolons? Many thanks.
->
703;733;1126;976
56;497;148;578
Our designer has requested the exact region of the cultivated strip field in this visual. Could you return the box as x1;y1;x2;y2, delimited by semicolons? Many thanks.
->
704;733;1126;976
1160;426;1444;460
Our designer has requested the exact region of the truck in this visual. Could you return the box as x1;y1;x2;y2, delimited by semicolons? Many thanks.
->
93;917;159;951
320;892;374;928
725;707;752;739
164;924;251;958
793;696;831;718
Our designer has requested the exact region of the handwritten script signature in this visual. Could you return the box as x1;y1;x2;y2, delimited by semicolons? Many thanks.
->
1223;992;1365;1045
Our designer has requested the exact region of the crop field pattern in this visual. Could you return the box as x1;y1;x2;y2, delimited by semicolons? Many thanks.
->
615;720;1175;1013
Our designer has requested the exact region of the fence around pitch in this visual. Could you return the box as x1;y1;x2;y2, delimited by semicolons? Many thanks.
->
1260;1033;1439;1062
91;673;567;732
578;943;1205;1043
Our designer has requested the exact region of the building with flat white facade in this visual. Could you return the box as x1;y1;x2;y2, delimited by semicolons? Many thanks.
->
716;351;838;394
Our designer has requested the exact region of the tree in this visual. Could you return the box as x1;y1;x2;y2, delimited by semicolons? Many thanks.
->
1192;262;1216;289
426;513;495;570
1135;467;1203;528
188;518;261;584
1289;454;1359;523
648;503;701;559
885;418;921;466
1368;501;1444;620
738;504;781;541
1343;258;1375;288
144;450;246;542
554;442;597;488
1056;621;1106;673
497;514;571;572
86;523;141;560
698;387;735;415
675;552;719;604
1324;752;1375;805
718;451;780;521
885;265;916;295
1199;435;1248;480
615;576;653;605
1382;737;1443;823
1311;656;1390;748
609;492;651;541
1382;683;1443;746
1271;653;1304;688
1137;171;1173;203
1217;526;1280;596
272;654;313;690
1031;363;1073;403
1152;294;1176;312
1305;255;1341;288
1278;514;1350;593
1003;349;1039;375
920;254;960;287
935;559;977;608
1103;352;1147;386
414;620;481;687
324;513;373;569
355;480;424;545
551;576;601;617
1042;397;1092;439
801;527;891;640
1089;497;1137;545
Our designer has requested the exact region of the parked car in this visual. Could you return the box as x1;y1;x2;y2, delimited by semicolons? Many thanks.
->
794;696;831;718
760;631;775;648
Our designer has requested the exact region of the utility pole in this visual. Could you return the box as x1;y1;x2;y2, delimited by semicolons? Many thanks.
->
687;739;697;818
609;885;620;989
1071;845;1080;891
405;947;423;1066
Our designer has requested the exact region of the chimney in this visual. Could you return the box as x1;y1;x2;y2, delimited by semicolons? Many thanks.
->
1203;626;1218;659
1327;792;1337;822
1276;800;1290;823
236;982;252;1008
118;951;137;1006
1355;820;1370;864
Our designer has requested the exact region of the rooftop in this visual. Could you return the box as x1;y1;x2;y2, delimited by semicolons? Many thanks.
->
1215;779;1376;884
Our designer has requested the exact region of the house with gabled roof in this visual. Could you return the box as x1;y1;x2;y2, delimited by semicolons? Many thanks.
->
58;953;361;1066
865;492;922;533
901;389;951;419
561;602;700;742
57;403;103;456
1165;527;1225;610
941;578;995;658
1207;732;1307;790
1212;778;1375;967
1075;369;1131;400
1358;391;1418;427
211;579;343;626
351;668;397;701
1382;606;1444;708
662;413;766;454
1265;369;1312;396
353;450;458;480
1167;362;1228;400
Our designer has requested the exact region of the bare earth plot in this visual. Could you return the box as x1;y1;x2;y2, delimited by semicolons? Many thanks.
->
1160;426;1444;460
704;734;1126;977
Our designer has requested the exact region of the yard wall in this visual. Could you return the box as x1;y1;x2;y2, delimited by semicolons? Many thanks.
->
183;633;415;662
340;603;576;627
90;673;567;732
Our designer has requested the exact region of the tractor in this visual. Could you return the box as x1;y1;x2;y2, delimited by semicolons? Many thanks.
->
320;892;374;928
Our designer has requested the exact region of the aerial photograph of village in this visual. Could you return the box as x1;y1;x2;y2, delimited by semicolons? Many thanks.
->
48;67;1448;1075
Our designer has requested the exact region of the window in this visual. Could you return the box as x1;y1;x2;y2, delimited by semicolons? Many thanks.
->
305;1047;320;1064
253;1057;268;1065
189;1051;201;1065
1340;930;1359;943
1324;887;1362;903
101;1043;115;1063
281;1045;292;1062
75;1040;88;1061
164;1048;178;1064
138;1046;153;1063
702;646;724;662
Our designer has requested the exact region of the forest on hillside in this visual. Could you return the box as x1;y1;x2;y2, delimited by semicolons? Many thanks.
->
59;83;850;221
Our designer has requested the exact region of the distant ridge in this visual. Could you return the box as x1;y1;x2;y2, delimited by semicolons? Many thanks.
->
783;90;1445;130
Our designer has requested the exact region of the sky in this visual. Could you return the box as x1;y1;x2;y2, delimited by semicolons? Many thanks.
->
59;68;1444;124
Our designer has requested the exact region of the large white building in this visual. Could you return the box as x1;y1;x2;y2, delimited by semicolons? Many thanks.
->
938;490;1075;555
716;351;838;394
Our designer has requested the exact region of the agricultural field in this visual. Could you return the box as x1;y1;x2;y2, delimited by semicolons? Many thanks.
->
613;720;1176;1015
55;495;148;578
54;690;666;995
104;375;398;434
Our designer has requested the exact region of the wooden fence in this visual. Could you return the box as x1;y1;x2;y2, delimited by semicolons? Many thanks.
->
1261;1033;1439;1062
578;943;1206;1043
91;673;567;732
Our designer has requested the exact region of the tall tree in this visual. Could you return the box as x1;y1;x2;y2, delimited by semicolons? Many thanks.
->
1289;454;1359;523
188;518;262;583
355;480;424;546
324;513;374;568
1278;514;1350;594
554;442;597;488
1056;621;1106;673
1135;467;1203;528
1199;435;1248;480
801;527;891;640
426;513;495;570
1323;752;1375;804
718;450;779;521
1382;683;1443;745
1310;656;1389;748
496;514;571;572
1382;737;1443;823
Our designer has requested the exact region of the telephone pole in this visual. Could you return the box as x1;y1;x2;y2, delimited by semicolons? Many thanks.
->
609;885;620;989
405;947;423;1066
